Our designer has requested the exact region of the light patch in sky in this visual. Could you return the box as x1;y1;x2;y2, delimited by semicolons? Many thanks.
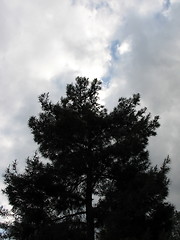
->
118;40;131;55
130;0;162;15
0;137;13;149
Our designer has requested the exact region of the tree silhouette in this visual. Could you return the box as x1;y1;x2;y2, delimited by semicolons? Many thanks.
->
98;157;174;240
3;77;174;240
0;206;13;239
170;211;180;240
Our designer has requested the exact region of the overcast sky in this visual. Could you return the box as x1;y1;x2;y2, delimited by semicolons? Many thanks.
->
0;0;180;210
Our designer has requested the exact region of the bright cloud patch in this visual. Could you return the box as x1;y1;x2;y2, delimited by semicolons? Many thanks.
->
118;40;131;55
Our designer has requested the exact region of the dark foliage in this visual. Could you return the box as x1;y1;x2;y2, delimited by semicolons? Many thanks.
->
170;211;180;240
3;77;174;240
98;158;174;240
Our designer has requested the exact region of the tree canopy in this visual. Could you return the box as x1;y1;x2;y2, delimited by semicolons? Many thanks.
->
3;77;174;240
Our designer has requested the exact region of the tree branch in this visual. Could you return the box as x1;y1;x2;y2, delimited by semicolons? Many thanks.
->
54;211;86;222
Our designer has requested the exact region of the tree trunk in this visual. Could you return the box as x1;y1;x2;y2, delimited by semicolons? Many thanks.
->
86;170;94;240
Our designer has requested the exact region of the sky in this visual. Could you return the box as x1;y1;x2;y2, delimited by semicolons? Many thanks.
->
0;0;180;210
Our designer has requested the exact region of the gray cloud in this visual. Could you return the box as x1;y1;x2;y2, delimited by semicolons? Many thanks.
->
0;0;180;210
103;1;180;208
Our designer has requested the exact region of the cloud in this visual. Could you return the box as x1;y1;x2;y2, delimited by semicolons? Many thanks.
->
102;1;180;208
118;40;131;55
0;0;180;210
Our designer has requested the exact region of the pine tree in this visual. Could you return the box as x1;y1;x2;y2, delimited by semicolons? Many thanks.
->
3;77;174;240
